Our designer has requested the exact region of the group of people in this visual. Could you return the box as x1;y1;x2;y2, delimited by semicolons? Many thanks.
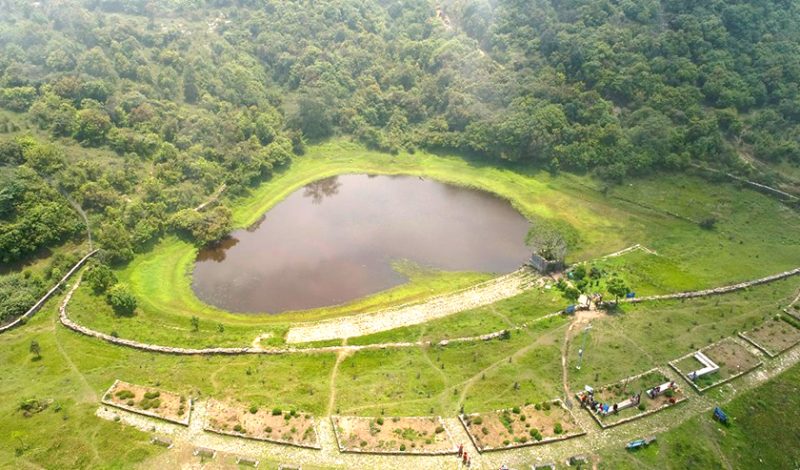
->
579;389;641;416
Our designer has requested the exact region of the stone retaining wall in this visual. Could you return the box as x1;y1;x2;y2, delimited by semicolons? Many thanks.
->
0;249;98;334
59;265;800;357
623;267;800;304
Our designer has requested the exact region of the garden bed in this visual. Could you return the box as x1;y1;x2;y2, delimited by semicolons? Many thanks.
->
331;415;457;455
204;399;320;449
101;380;190;425
459;400;585;452
670;338;763;392
740;315;800;357
575;368;687;428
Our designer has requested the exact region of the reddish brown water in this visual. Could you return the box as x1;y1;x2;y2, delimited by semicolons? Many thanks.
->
192;174;531;313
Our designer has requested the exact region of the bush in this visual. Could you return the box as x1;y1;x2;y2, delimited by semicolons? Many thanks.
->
665;388;675;398
272;408;282;415
472;416;483;425
376;417;384;425
233;424;243;433
84;264;117;294
115;390;134;400
249;405;258;414
435;425;444;434
638;403;646;411
530;429;542;441
399;444;406;451
143;391;160;399
482;427;489;435
106;284;137;316
512;406;521;414
360;440;367;447
553;422;563;434
265;426;272;433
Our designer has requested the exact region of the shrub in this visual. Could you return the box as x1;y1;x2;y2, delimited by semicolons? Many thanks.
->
115;390;134;400
85;264;117;294
534;403;542;410
472;416;483;425
143;391;160;399
519;436;528;443
530;429;542;441
106;284;137;316
435;425;444;434
503;439;510;446
249;405;258;414
520;414;526;421
638;403;646;411
665;388;675;398
272;408;282;415
126;400;134;406
482;427;489;435
360;440;367;447
399;444;406;451
543;401;552;411
512;406;521;414
553;422;563;434
233;424;243;433
376;417;384;425
265;426;272;433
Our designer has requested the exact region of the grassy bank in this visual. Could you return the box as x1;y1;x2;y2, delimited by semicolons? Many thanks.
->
65;139;800;348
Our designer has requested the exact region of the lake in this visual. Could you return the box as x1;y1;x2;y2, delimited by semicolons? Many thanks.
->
192;174;531;312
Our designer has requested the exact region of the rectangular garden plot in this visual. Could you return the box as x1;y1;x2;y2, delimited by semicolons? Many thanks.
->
575;368;687;428
670;338;763;393
331;416;457;455
459;400;585;453
740;315;800;357
101;380;190;425
204;400;320;449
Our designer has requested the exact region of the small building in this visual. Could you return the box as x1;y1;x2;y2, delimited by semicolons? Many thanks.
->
529;254;564;273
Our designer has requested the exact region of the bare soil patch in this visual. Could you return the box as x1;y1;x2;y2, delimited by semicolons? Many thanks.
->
741;315;800;357
671;338;762;392
102;380;189;425
460;400;584;452
575;368;687;428
204;399;320;449
332;415;456;454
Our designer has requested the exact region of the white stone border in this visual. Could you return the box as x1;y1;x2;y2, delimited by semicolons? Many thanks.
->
458;399;586;454
669;337;764;393
100;379;191;426
738;315;800;358
574;367;688;429
330;415;458;455
202;401;322;450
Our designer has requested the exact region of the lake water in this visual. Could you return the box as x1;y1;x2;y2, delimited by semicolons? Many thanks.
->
192;174;531;313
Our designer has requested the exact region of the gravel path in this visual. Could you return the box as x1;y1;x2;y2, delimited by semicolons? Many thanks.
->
285;268;540;343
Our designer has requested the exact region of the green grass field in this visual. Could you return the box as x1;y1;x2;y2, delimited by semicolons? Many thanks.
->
57;139;800;349
2;139;800;469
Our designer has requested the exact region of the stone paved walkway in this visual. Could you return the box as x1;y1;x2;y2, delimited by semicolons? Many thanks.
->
285;268;541;343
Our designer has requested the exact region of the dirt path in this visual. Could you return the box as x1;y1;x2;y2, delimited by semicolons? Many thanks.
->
51;309;97;403
327;346;349;416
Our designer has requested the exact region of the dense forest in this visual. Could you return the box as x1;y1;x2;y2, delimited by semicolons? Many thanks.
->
1;0;799;323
